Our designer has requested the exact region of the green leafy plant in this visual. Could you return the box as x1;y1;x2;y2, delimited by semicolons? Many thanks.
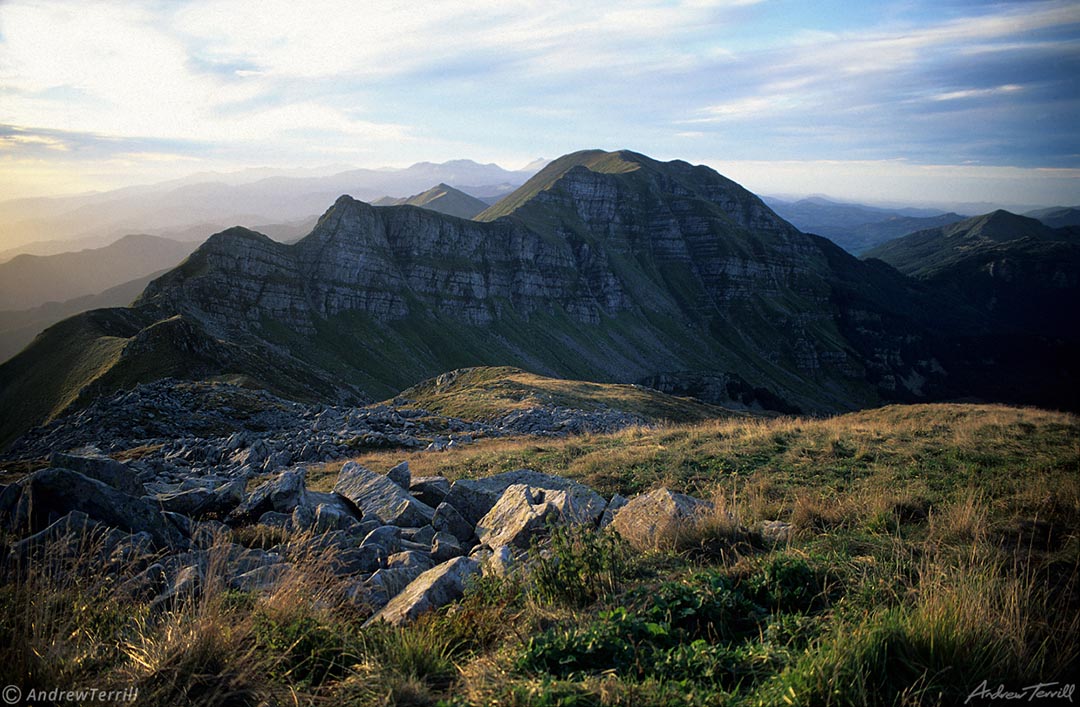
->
531;524;627;607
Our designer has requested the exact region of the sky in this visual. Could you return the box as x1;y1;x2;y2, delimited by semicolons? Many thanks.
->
1;0;1078;208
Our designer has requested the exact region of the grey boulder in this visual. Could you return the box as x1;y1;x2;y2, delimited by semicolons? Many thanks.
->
333;462;434;528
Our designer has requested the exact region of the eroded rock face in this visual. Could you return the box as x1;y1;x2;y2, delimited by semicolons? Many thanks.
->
609;487;713;551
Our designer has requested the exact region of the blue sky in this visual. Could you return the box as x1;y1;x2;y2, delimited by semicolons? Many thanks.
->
1;0;1078;206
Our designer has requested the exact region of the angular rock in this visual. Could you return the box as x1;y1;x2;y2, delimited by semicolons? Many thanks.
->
312;502;361;534
475;483;605;550
387;550;436;573
333;461;434;527
432;501;474;548
403;524;436;547
10;468;186;548
431;531;464;564
227;467;308;525
50;451;145;496
609;487;713;551
410;476;451;507
364;556;481;627
332;545;385;576
362;525;403;554
156;487;216;516
482;545;521;578
599;494;629;530
364;566;429;611
442;469;602;527
387;461;411;490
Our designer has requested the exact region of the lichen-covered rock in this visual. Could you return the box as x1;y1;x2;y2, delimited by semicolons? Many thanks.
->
609;487;713;551
334;461;434;527
475;483;605;550
442;469;602;527
364;556;481;627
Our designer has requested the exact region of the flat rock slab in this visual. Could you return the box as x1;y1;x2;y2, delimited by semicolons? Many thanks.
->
334;461;435;527
364;555;480;627
11;468;185;548
50;451;145;496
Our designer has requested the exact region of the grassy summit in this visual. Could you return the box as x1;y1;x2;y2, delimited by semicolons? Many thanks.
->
390;366;740;424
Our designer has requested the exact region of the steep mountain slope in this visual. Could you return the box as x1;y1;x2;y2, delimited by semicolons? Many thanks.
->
0;234;198;310
372;183;489;219
863;210;1080;339
0;150;1068;449
764;196;964;254
0;270;165;363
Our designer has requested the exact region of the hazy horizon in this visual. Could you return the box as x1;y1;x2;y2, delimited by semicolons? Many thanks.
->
2;1;1079;208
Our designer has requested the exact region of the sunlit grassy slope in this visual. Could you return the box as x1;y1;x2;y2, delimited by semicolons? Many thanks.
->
390;366;742;424
309;402;1079;523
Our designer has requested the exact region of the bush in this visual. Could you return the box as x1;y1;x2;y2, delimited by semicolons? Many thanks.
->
531;524;627;607
628;570;764;641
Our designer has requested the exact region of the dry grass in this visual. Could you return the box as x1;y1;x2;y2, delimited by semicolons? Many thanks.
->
2;402;1077;706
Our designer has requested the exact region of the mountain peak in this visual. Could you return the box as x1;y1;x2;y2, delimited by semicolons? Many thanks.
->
474;149;794;239
369;182;488;219
946;209;1051;243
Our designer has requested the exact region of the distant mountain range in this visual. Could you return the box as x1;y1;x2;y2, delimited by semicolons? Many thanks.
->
1;149;1075;449
863;210;1080;340
0;159;540;259
0;270;165;363
763;196;967;255
0;234;199;311
1023;206;1080;229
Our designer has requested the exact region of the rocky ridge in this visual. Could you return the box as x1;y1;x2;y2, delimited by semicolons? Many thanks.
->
3;379;649;479
0;434;790;628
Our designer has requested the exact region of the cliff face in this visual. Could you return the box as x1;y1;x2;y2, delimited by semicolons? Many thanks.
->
127;149;956;414
8;149;1053;449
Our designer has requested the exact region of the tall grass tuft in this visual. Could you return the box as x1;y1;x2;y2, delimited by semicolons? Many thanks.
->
767;545;1080;706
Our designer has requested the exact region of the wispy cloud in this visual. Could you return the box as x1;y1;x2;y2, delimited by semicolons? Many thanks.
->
0;0;1077;204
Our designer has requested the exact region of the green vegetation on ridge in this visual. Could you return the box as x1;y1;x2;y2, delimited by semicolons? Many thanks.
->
391;366;740;423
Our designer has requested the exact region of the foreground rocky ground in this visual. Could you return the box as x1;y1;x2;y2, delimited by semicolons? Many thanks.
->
1;393;1077;706
5;379;650;478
